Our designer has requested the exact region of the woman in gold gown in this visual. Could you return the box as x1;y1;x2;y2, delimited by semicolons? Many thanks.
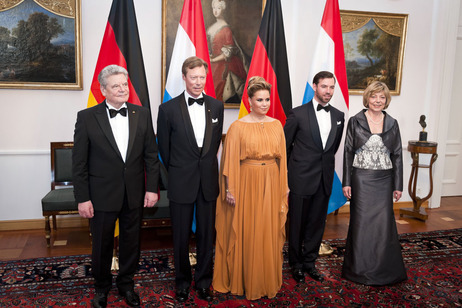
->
213;76;288;300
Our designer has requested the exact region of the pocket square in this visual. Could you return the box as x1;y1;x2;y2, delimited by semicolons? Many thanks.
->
212;118;219;123
337;121;342;125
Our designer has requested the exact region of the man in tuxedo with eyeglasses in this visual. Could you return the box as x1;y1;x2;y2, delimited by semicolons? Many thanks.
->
73;65;159;307
157;56;224;302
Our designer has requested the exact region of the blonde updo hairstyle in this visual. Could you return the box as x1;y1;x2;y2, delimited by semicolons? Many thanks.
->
247;76;272;99
363;81;391;110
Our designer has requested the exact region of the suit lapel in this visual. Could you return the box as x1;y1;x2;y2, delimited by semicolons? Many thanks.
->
179;94;201;155
382;112;393;134
126;103;139;161
201;97;213;157
307;101;323;151
94;101;123;159
357;110;371;133
324;109;338;152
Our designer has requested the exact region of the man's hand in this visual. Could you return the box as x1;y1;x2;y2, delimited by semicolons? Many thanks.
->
78;201;94;218
144;192;159;207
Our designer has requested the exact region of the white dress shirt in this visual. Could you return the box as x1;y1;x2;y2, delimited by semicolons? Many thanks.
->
313;98;332;149
184;92;206;148
106;102;129;162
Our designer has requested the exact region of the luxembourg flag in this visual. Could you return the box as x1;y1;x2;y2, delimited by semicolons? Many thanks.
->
303;0;349;214
162;0;215;233
162;0;215;103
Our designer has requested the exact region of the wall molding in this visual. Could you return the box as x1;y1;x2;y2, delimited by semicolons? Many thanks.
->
0;150;49;156
446;140;461;145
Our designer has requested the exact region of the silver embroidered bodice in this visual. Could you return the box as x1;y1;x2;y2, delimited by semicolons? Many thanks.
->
352;135;392;170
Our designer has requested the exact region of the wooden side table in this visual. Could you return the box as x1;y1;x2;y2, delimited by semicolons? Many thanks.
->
399;141;438;221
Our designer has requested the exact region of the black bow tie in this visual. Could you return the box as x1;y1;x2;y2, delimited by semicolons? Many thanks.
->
188;97;204;106
109;107;127;118
317;104;330;112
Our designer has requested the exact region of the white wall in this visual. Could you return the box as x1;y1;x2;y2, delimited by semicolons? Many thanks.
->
0;0;460;221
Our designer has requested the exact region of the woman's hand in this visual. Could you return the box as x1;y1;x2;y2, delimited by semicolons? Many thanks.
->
226;191;236;206
393;190;402;202
343;186;352;200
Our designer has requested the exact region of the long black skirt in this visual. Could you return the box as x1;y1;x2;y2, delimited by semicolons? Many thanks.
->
342;168;407;285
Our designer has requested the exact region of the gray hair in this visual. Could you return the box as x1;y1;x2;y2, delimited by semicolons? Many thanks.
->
98;65;128;88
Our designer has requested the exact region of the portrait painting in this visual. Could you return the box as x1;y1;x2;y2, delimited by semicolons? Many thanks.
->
340;10;408;95
0;0;82;90
162;0;264;108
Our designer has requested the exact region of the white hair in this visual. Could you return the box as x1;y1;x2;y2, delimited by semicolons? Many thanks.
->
212;0;226;10
98;65;128;87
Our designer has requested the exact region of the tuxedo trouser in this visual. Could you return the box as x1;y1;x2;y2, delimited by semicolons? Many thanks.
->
90;194;143;293
169;185;216;290
288;182;330;270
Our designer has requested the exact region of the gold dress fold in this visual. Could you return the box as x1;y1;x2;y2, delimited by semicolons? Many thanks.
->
213;120;288;300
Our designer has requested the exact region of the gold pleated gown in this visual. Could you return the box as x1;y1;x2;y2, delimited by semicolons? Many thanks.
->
213;120;288;300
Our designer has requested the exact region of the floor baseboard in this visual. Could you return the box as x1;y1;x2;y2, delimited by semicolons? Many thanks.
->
331;201;428;214
0;201;428;231
0;215;89;231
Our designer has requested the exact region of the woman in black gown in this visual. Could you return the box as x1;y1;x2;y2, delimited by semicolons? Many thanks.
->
342;81;407;285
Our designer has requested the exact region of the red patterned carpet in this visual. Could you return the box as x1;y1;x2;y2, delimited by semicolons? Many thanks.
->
1;229;461;307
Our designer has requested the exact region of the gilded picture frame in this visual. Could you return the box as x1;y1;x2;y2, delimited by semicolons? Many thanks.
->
340;10;408;95
162;0;265;108
0;0;82;90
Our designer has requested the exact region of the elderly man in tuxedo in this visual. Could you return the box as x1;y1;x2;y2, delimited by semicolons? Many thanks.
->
73;65;159;308
157;56;224;302
284;71;345;284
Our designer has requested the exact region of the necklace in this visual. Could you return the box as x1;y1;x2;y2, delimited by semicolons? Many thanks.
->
366;111;383;125
249;114;266;123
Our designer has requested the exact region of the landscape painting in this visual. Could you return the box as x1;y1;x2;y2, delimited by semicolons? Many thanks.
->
0;0;82;89
341;10;408;95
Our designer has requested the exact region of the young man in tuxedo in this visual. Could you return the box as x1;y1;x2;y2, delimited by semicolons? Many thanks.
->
73;65;159;307
284;71;345;283
157;56;224;302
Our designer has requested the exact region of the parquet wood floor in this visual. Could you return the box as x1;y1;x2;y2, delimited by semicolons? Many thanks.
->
0;196;460;261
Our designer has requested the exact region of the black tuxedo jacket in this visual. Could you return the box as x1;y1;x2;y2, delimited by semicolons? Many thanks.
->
342;110;403;191
157;92;224;203
284;101;345;196
73;101;159;211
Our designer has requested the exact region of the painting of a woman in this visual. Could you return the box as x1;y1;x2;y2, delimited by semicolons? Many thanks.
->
207;0;248;104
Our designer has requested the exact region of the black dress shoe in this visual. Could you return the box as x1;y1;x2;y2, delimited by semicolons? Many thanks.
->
292;268;305;283
92;292;108;308
306;268;324;282
196;287;213;301
119;290;140;307
176;288;189;302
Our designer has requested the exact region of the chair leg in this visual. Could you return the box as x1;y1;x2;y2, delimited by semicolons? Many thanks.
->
45;216;51;247
52;215;57;231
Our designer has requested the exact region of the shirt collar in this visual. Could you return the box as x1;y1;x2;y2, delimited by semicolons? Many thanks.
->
313;97;330;111
184;92;204;105
106;102;127;111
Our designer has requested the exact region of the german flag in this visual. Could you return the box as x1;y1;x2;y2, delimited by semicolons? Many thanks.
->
87;0;149;109
238;0;292;125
